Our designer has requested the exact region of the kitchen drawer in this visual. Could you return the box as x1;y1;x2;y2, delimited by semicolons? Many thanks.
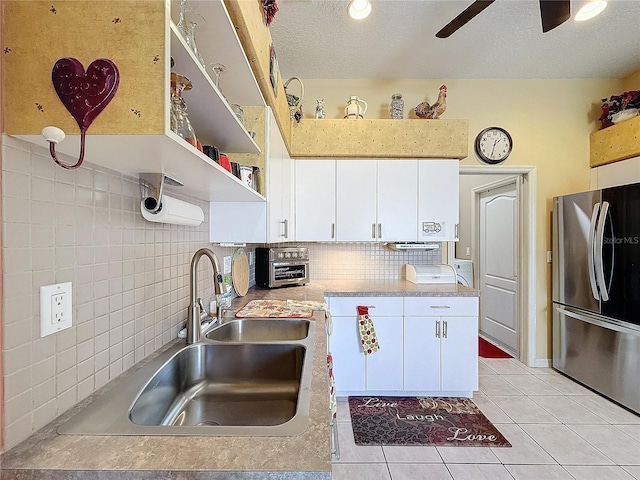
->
404;296;478;317
326;296;403;317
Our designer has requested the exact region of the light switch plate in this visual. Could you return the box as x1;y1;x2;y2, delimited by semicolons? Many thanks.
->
40;282;73;337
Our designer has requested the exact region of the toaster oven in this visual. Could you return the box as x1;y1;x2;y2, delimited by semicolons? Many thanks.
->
255;247;310;288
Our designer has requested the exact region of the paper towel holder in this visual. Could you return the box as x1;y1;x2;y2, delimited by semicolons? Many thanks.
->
139;172;183;214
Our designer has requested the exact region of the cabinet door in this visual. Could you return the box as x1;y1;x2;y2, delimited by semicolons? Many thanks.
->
440;316;479;392
331;316;366;394
366;315;404;391
377;160;418;242
403;316;441;391
418;159;459;241
336;160;377;241
267;110;293;242
295;160;336;241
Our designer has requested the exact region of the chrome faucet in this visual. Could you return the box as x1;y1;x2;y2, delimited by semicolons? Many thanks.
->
187;248;224;344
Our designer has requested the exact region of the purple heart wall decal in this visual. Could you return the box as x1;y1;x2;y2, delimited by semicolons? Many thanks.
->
51;57;120;132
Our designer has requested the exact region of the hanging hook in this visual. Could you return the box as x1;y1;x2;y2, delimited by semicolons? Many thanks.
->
42;126;86;169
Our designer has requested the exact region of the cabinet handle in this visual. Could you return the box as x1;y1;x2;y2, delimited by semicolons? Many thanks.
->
372;224;376;239
331;223;335;239
378;223;382;238
430;305;451;309
281;219;289;238
455;223;459;240
435;320;441;338
443;320;448;338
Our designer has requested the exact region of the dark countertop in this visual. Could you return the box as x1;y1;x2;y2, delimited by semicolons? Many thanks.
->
0;279;477;479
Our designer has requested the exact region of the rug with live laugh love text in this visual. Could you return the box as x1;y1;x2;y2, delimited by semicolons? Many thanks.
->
348;396;511;447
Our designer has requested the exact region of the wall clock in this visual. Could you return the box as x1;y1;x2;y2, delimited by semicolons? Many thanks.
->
474;127;513;164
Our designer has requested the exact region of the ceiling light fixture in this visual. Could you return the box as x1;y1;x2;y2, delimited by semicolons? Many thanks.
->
348;0;371;20
575;0;608;21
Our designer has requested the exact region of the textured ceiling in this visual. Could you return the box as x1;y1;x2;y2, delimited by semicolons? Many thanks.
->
267;0;640;80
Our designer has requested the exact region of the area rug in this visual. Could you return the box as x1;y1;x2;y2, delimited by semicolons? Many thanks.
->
479;337;513;358
349;396;511;447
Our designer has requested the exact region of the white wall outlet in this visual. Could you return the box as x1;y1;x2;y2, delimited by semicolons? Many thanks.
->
248;251;255;265
223;256;232;274
40;282;73;337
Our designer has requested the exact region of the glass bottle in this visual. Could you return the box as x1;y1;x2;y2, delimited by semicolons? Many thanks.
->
390;93;404;119
185;22;206;69
170;72;198;148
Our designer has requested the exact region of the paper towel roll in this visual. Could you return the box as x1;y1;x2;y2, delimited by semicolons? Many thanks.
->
141;195;204;226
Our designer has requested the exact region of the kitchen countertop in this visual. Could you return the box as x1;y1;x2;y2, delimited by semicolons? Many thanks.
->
0;279;478;479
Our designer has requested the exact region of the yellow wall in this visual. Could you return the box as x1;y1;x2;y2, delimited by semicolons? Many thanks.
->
301;78;619;361
621;69;640;91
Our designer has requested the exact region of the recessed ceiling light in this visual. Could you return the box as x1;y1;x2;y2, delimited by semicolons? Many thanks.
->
575;0;608;21
348;0;371;20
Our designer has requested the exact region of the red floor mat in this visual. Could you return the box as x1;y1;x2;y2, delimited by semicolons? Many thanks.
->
479;337;512;358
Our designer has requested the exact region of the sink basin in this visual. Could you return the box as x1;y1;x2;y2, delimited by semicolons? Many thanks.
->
129;343;304;427
57;316;315;437
206;318;310;342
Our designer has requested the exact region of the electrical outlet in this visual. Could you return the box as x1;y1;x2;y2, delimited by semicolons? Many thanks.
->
223;256;232;274
248;251;255;265
40;282;73;337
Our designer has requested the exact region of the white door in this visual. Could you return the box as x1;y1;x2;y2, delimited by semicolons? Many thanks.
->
418;160;459;241
331;316;366;394
377;160;418;241
336;160;377;241
267;109;291;242
440;316;479;392
478;180;520;355
366;315;404;391
295;160;336;241
403;316;441;391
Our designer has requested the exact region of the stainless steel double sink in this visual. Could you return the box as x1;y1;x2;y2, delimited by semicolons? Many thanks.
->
58;317;315;437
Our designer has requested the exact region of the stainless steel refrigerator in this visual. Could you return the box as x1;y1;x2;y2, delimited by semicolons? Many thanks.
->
553;183;640;414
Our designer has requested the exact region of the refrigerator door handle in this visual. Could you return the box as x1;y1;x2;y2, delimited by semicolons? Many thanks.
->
595;201;610;301
588;203;601;300
555;305;640;336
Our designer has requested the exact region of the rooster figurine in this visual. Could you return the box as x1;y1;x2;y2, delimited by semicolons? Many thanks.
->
414;84;447;119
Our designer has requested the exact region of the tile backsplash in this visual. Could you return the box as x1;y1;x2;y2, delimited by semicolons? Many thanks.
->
1;135;442;450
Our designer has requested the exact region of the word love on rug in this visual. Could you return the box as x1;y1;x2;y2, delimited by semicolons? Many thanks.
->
348;396;511;448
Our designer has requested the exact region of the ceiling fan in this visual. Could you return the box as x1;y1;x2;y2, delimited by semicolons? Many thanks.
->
435;0;571;38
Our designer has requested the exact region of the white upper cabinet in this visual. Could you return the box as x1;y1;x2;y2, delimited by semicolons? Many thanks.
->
336;159;419;242
418;160;460;241
336;160;378;241
295;160;337;241
267;109;295;242
377;160;419;242
294;158;456;242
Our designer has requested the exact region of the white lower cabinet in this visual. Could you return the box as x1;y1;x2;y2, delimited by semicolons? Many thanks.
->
327;295;478;397
326;296;403;394
404;297;479;395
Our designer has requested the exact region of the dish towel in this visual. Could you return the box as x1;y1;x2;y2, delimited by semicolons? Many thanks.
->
357;305;379;355
327;354;337;420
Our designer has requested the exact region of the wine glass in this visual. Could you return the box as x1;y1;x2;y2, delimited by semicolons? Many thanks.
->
209;62;227;97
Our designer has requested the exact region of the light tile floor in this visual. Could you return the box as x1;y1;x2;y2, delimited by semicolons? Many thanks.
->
332;357;640;480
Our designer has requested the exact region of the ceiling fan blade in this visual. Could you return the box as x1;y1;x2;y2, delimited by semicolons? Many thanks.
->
436;0;496;38
539;0;571;33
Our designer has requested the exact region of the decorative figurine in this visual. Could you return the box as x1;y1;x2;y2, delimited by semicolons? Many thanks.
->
344;96;368;119
414;84;447;119
315;99;326;119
